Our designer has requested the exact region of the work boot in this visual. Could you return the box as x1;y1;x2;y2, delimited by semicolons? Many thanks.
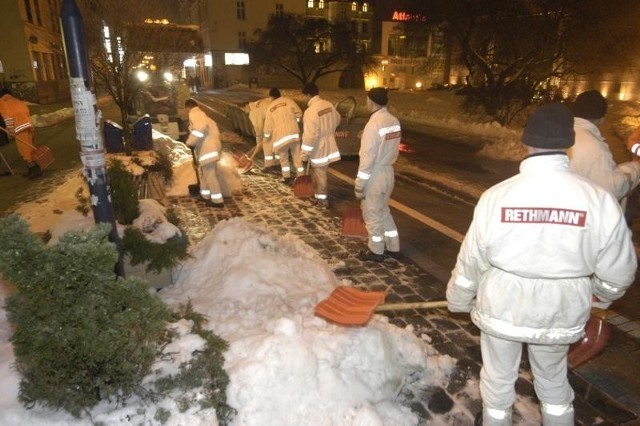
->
27;164;42;179
384;250;402;260
314;199;329;210
280;176;294;186
357;250;386;262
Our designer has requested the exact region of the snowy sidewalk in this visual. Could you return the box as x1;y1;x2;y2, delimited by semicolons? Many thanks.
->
167;171;639;425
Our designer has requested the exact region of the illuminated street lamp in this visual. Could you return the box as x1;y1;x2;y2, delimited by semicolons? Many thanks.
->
136;70;149;82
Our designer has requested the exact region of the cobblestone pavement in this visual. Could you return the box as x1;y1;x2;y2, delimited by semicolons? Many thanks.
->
168;170;640;426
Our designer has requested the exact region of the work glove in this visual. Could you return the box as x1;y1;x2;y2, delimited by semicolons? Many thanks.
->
354;184;365;200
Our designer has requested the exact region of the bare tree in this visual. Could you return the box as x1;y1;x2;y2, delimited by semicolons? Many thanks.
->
246;13;374;88
78;0;200;154
419;0;640;124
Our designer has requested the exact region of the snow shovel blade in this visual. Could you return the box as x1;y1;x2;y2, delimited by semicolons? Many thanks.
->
293;175;314;198
33;145;54;169
232;151;253;174
314;286;448;326
567;310;611;369
341;207;367;238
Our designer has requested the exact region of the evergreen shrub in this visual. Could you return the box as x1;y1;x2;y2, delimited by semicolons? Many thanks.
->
107;158;140;225
0;215;171;417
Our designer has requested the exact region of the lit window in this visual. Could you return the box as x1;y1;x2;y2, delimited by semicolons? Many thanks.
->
225;53;249;65
351;2;357;11
362;2;368;12
307;0;314;8
319;0;324;9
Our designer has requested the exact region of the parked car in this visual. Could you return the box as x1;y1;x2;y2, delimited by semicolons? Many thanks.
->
334;96;366;158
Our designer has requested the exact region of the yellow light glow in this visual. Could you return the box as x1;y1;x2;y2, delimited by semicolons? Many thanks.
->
136;70;149;82
415;81;422;89
365;76;378;89
163;72;173;82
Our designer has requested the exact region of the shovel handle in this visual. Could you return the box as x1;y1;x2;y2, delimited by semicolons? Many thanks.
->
375;300;448;312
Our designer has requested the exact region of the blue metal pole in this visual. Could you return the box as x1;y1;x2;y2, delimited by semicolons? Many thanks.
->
60;0;125;277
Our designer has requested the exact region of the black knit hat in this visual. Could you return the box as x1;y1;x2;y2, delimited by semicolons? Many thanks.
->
573;90;607;119
302;83;318;96
522;103;575;149
367;87;388;106
269;88;281;98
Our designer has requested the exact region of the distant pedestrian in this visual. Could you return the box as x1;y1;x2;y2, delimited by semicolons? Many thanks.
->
263;88;303;185
568;90;640;205
184;99;224;208
447;103;636;426
354;87;401;261
188;74;199;94
243;97;276;171
0;88;41;178
300;83;341;208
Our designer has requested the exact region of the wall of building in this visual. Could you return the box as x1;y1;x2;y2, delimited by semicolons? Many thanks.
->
1;0;68;104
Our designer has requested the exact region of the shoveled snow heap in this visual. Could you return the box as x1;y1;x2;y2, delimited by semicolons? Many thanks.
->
160;218;457;425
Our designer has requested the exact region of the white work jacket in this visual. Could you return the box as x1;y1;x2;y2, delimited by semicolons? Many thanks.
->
301;95;341;167
263;96;302;151
568;117;640;200
248;97;270;142
446;153;636;345
355;107;401;190
185;106;221;166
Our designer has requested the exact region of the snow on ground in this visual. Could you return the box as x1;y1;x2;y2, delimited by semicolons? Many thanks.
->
1;88;639;425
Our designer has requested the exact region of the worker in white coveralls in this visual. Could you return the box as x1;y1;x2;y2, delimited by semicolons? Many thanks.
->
446;103;636;426
184;99;224;208
263;87;303;185
354;87;402;262
243;97;276;172
300;83;341;209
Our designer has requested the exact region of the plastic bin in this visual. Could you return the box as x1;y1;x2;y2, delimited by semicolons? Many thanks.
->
103;120;124;153
132;115;153;151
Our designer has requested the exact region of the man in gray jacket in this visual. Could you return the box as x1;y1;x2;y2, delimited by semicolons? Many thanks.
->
447;103;636;425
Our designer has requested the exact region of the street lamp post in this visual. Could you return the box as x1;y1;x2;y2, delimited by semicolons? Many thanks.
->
60;0;124;277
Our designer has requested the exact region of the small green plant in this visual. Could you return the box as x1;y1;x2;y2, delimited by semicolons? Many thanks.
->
122;226;189;274
107;158;140;225
74;187;90;217
155;302;235;425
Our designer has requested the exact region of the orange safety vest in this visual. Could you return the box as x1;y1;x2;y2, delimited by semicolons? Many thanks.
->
0;94;35;163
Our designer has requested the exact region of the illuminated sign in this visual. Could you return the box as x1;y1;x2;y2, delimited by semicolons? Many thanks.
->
392;11;427;22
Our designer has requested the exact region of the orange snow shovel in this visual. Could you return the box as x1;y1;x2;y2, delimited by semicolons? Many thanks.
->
567;308;611;368
341;207;368;238
232;150;253;174
317;287;611;367
0;127;54;169
293;161;314;198
314;286;448;326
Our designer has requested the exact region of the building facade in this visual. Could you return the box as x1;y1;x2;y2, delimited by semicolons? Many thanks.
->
181;0;373;90
0;0;68;103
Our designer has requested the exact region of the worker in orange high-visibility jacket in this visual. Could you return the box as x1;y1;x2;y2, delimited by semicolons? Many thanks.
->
184;99;224;208
0;88;41;178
